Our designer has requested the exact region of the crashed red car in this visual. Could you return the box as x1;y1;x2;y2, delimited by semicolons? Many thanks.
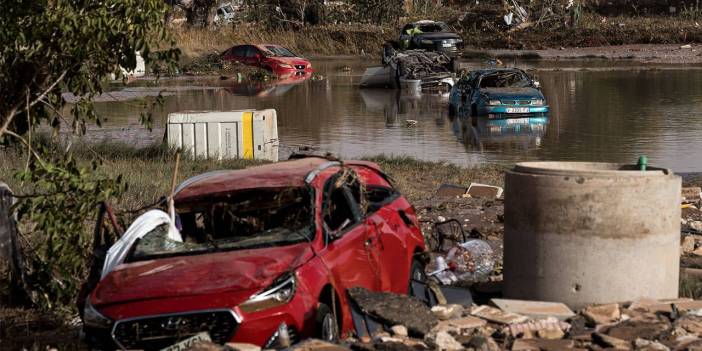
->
222;44;313;75
82;157;426;349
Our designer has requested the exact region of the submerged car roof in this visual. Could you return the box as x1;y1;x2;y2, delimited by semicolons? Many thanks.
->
174;157;382;203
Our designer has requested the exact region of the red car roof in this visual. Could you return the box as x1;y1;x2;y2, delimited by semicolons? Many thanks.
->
174;158;385;203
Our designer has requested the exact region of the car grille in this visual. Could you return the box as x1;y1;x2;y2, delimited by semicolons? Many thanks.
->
295;64;305;70
501;100;532;105
112;310;239;350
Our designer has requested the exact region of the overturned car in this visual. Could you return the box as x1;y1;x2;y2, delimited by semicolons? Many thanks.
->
81;157;427;350
360;48;456;91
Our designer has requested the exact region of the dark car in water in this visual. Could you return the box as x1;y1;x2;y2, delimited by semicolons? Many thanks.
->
448;68;549;119
398;20;463;55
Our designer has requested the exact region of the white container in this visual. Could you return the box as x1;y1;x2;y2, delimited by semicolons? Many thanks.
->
167;110;279;161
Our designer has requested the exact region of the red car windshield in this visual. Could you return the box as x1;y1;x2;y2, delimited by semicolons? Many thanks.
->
128;187;313;261
264;45;297;57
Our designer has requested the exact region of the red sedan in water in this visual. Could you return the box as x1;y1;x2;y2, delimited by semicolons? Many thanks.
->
222;44;313;75
82;157;426;350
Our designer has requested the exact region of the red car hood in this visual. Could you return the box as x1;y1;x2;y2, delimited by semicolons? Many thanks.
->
92;243;314;306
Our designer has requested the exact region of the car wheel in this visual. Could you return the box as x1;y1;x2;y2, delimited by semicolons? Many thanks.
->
316;303;338;342
408;259;426;296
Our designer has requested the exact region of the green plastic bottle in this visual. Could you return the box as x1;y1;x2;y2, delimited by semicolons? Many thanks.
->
637;155;648;171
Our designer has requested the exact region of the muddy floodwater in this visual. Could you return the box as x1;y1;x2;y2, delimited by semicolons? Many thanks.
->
88;58;702;172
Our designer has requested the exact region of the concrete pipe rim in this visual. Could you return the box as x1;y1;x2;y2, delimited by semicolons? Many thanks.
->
511;161;673;178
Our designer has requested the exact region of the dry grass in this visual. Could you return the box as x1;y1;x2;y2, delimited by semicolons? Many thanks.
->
0;143;503;212
170;24;394;60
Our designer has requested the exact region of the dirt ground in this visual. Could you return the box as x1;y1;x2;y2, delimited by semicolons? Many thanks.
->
483;43;702;64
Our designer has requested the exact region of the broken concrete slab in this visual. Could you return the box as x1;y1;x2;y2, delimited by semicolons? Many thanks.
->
431;304;463;320
467;183;503;199
434;316;487;333
226;343;262;351
471;305;529;325
628;298;702;314
428;330;463;351
592;332;632;349
581;303;621;326
285;339;350;351
348;287;438;336
511;339;575;351
490;298;575;321
508;317;571;338
604;319;671;342
435;184;468;198
535;327;565;340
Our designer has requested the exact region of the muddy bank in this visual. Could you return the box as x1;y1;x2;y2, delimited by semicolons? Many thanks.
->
481;44;702;64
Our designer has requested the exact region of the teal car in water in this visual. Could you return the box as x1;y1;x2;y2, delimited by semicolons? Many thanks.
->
449;68;548;119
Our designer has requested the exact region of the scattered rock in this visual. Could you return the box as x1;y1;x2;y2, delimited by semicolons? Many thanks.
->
592;332;632;349
431;304;463;320
462;334;501;351
490;298;575;321
582;303;621;326
535;327;565;340
681;44;693;49
429;330;463;351
511;338;575;351
691;221;702;233
226;343;262;351
683;235;697;253
390;325;408;337
289;339;350;351
507;317;571;338
633;338;670;351
471;305;529;325
683;187;702;202
675;315;702;335
348;287;438;336
604;319;670;342
436;316;487;333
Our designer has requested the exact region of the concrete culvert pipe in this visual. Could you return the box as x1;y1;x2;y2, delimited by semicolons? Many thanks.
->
504;162;681;309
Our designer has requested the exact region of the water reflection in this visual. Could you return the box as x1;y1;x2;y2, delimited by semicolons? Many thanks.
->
223;73;310;97
450;115;548;152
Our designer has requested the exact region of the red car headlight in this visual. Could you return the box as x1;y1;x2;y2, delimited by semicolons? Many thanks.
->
277;63;294;69
240;272;296;313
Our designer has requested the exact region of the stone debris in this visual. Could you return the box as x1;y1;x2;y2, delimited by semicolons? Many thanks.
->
510;338;575;351
507;317;571;338
347;287;438;336
470;305;529;325
390;325;408;337
431;304;463;320
581;303;621;326
490;298;575;321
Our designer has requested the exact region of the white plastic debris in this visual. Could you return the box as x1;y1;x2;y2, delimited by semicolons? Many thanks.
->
504;12;514;25
102;209;182;278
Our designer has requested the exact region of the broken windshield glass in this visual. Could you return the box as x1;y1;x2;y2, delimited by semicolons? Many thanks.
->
479;71;532;88
265;46;297;57
128;187;313;261
418;23;449;32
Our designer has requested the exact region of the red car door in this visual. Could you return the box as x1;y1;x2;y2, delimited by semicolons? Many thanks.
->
243;45;262;67
317;174;382;292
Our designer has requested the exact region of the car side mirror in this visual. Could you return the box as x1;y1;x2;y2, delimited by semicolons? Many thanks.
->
533;81;541;88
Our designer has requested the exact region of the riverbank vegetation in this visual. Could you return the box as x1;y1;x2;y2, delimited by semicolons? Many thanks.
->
170;0;702;61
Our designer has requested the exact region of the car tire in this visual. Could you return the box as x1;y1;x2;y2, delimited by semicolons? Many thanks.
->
408;259;426;296
315;303;339;342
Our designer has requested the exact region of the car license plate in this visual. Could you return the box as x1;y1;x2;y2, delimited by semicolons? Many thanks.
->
442;43;453;48
506;107;530;113
160;332;211;351
506;118;530;124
